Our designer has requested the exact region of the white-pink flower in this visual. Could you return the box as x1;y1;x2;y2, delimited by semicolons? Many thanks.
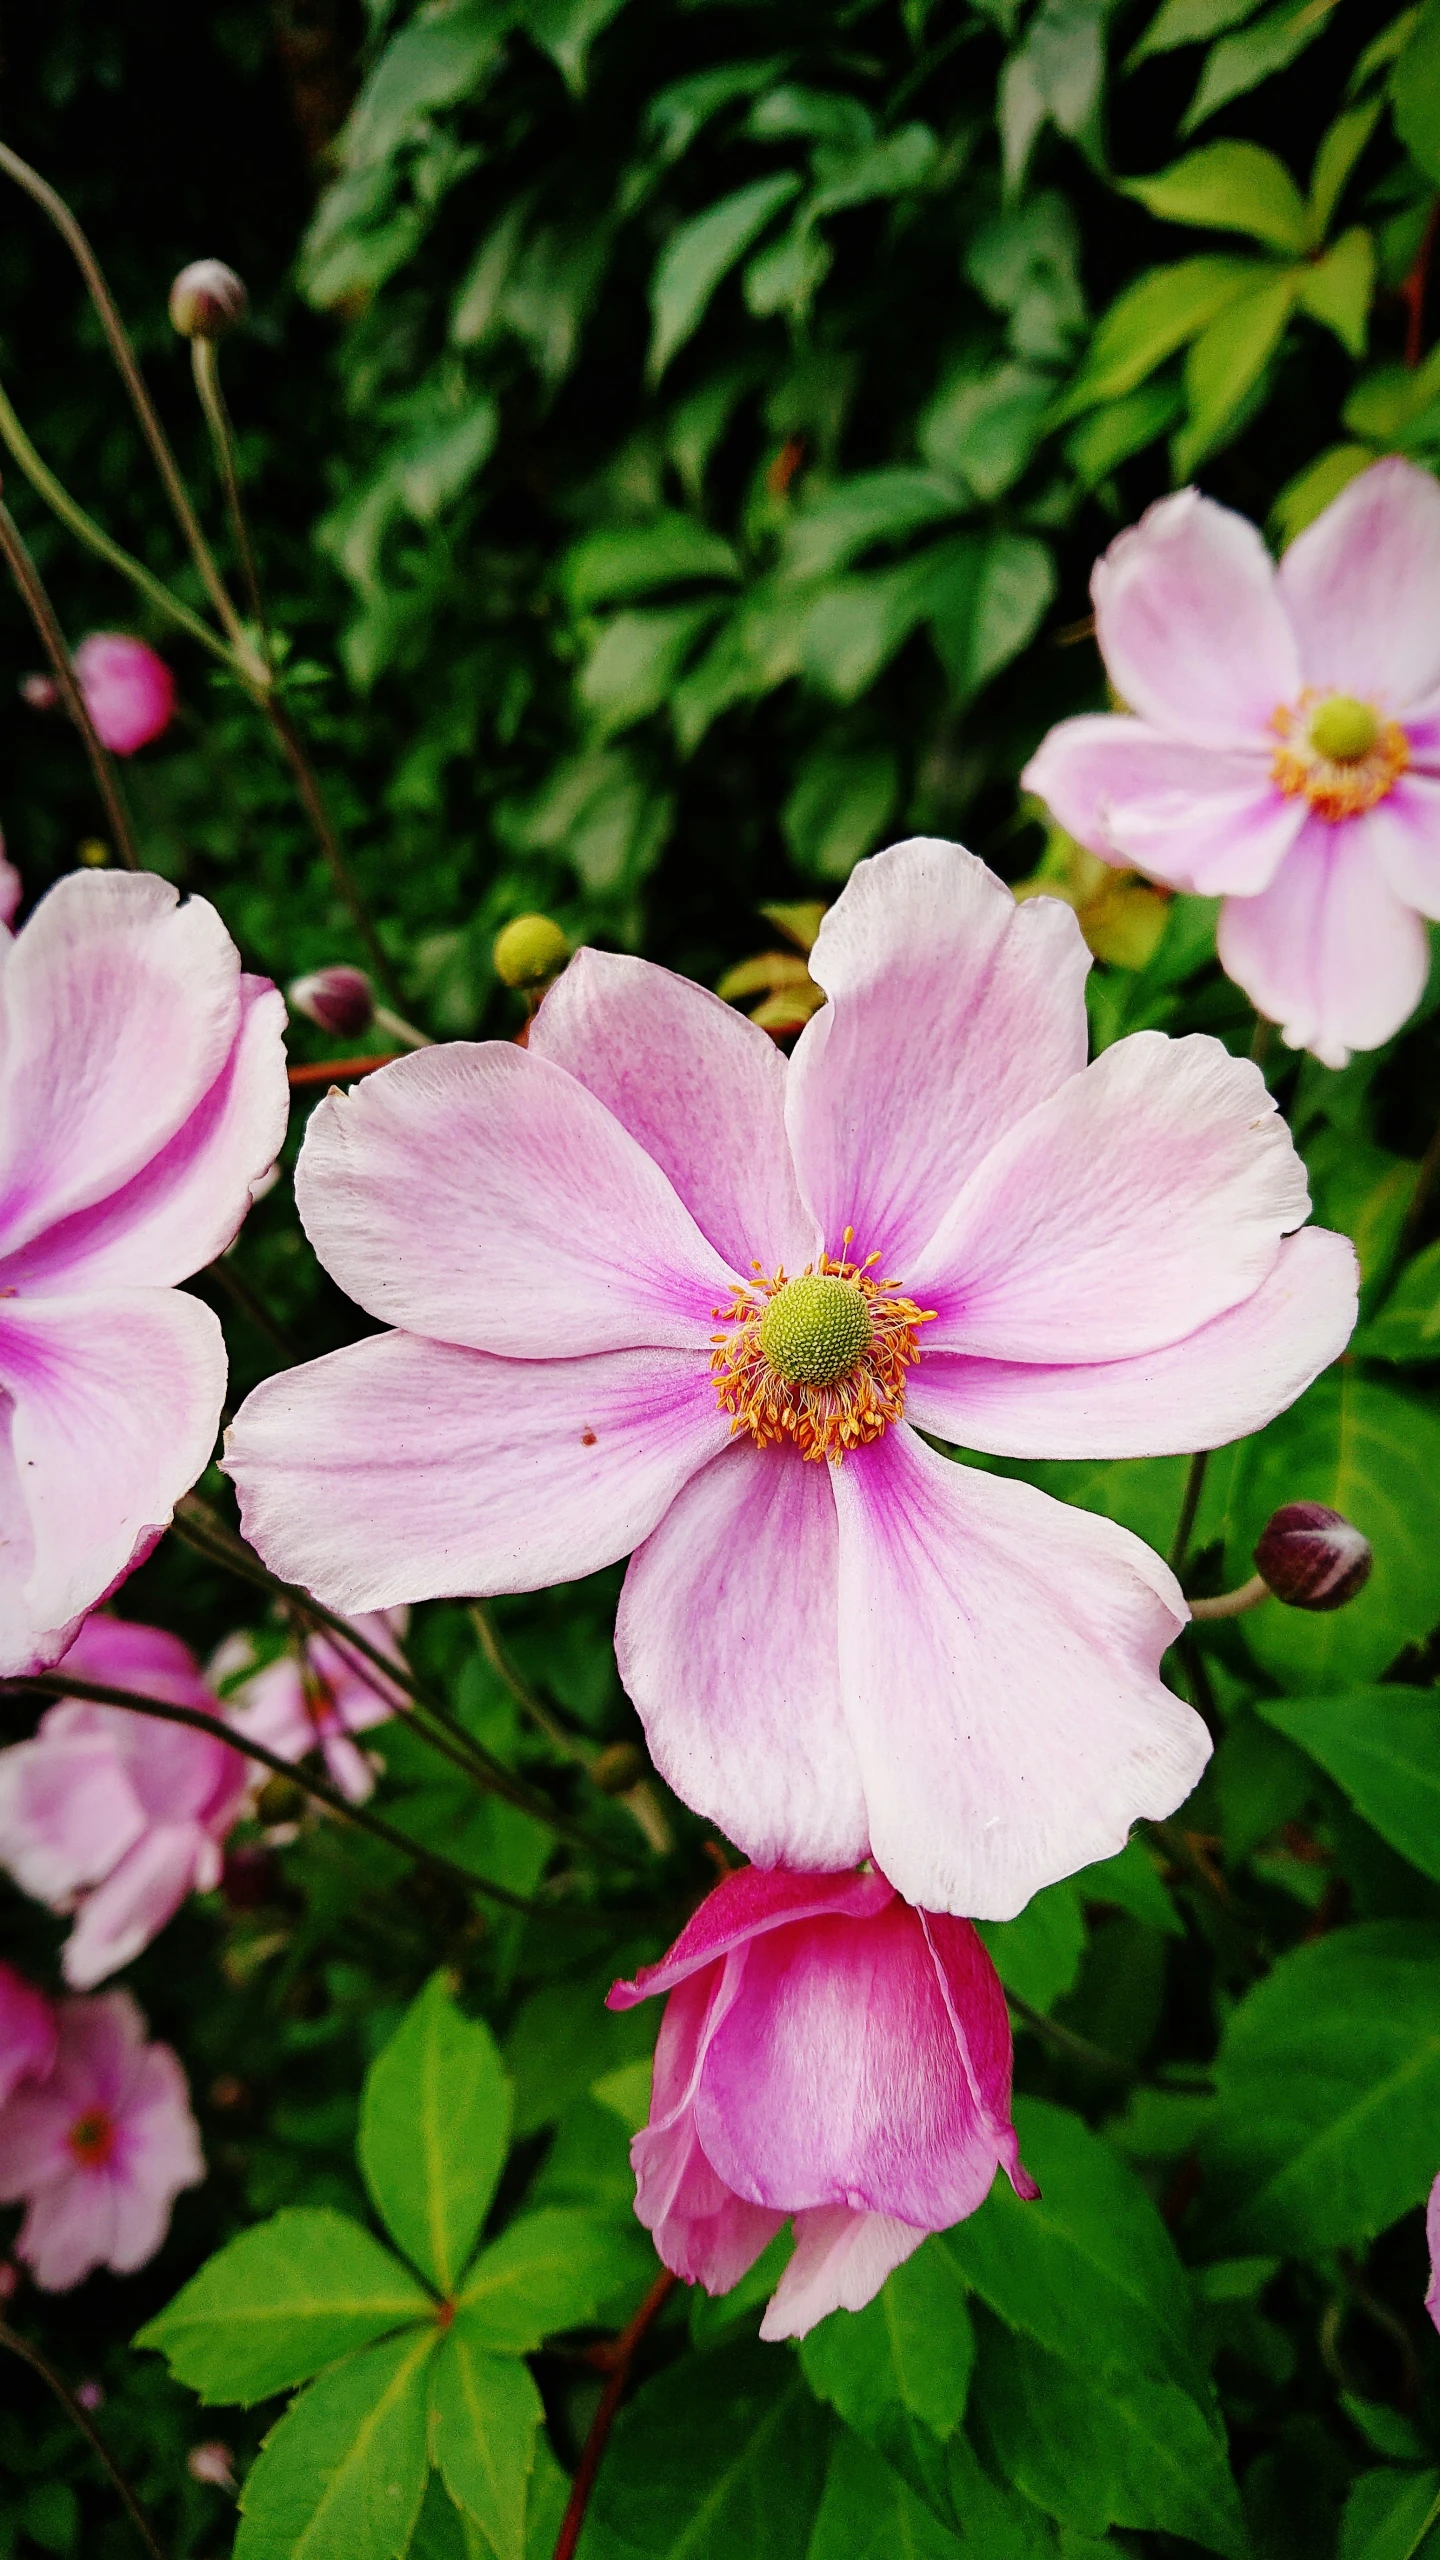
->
215;1608;409;1804
0;1617;249;1989
0;1990;202;2290
1023;459;1440;1068
72;635;176;756
0;870;288;1675
0;1962;57;2107
225;839;1356;1921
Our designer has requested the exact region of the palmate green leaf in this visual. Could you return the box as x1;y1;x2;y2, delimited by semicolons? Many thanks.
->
1298;227;1376;357
235;2326;437;2560
340;0;508;172
926;531;1055;703
1308;97;1386;244
581;2341;831;2558
516;0;630;94
1173;265;1300;473
1200;1921;1440;2255
1339;2466;1440;2560
135;2209;431;2405
782;740;900;882
648;173;803;379
359;1974;512;2296
459;2207;639;2350
428;2313;543;2560
1126;0;1263;69
1123;140;1308;251
779;469;965;581
579;603;726;738
1054;254;1259;417
801;2237;975;2518
563;516;741;613
919;362;1055;501
807;2432;963;2560
1259;1688;1440;1883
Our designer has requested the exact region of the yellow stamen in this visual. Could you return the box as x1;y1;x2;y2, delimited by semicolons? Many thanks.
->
711;1249;934;1463
1272;691;1408;823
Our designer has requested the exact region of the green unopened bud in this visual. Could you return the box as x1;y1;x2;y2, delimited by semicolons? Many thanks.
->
1308;695;1379;765
591;1741;646;1795
759;1273;871;1385
493;913;570;991
169;259;248;341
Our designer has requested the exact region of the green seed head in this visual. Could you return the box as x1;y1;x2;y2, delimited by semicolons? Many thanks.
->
493;913;571;990
758;1274;871;1385
1308;695;1379;765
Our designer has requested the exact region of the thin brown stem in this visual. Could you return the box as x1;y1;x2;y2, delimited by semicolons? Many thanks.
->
1168;1449;1209;1578
287;1052;402;1086
0;2320;168;2560
264;696;404;1006
191;336;267;637
0;496;139;867
553;2270;678;2560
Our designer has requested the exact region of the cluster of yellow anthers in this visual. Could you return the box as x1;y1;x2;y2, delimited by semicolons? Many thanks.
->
711;1235;935;1464
1271;691;1408;824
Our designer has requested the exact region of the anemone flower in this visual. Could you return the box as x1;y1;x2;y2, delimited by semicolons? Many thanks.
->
215;1608;409;1804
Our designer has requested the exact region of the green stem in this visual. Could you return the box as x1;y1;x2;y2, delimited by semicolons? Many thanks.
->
1168;1449;1209;1578
0;496;139;868
0;2320;168;2560
469;1603;672;1857
191;336;268;640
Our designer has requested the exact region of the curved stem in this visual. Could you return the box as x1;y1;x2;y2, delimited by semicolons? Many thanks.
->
1188;1573;1269;1622
0;497;139;867
0;2319;168;2560
191;336;267;638
1168;1448;1209;1578
553;2270;677;2560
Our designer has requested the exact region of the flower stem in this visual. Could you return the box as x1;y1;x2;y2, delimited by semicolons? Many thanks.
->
0;2318;169;2560
470;1603;673;1856
190;336;268;641
1168;1448;1209;1578
0;496;139;868
1188;1573;1268;1621
263;694;406;1008
552;2270;677;2560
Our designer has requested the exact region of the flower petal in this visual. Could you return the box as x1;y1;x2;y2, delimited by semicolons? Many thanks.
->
61;1826;205;1990
759;2208;924;2341
786;840;1090;1271
0;1964;55;2107
907;1227;1357;1458
1023;715;1300;896
531;949;817;1276
295;1043;739;1355
616;1441;867;1874
832;1427;1204;1920
0;875;242;1264
0;1712;147;1904
629;1964;787;2295
1361;775;1440;923
226;1330;728;1613
608;1865;895;2008
1277;458;1440;710
0;1291;226;1672
909;1031;1309;1364
1092;489;1300;747
1218;822;1431;1068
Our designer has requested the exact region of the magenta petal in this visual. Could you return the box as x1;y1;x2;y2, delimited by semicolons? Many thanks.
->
1218;823;1431;1068
759;2207;925;2340
531;949;817;1275
1022;716;1295;896
786;840;1089;1270
608;1865;894;2008
910;1031;1308;1364
295;1044;739;1355
832;1427;1204;1919
227;1330;729;1612
73;636;175;756
629;1965;786;2294
1361;776;1440;923
1092;488;1299;747
0;1963;56;2105
616;1440;867;1875
1277;457;1440;710
906;1227;1357;1459
60;1827;206;1989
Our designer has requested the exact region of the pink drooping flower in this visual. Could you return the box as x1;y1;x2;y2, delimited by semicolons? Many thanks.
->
1023;460;1440;1067
0;1618;249;1988
215;1609;409;1804
72;635;176;756
225;838;1356;1920
0;869;288;1675
0;1963;57;2107
0;1990;202;2289
608;1864;1034;2339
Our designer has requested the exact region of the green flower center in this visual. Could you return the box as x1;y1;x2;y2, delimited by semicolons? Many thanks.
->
1307;695;1379;765
757;1273;872;1385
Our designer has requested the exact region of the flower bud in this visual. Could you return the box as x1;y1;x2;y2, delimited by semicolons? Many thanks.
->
1254;1502;1372;1612
169;260;248;342
19;672;57;710
187;2443;237;2491
493;913;570;991
288;965;374;1040
74;2380;105;2412
591;1740;646;1795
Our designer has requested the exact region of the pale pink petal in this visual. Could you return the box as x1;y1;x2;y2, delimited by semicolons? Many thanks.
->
294;1045;739;1355
531;950;817;1276
1426;2173;1440;2335
629;1966;786;2294
221;1656;312;1765
227;1330;729;1613
616;1441;867;1875
320;1732;376;1802
1218;822;1431;1068
1092;489;1300;747
1277;458;1440;710
0;1289;226;1668
0;1963;56;2105
1022;715;1296;895
831;1427;1203;1919
60;1826;206;1989
15;2170;124;2289
909;1032;1308;1364
785;840;1090;1269
608;1865;894;2008
108;2038;204;2252
73;635;175;756
1361;775;1440;923
60;1615;215;1709
759;2207;924;2341
907;1227;1357;1458
0;1718;147;1904
0;875;241;1264
0;843;21;929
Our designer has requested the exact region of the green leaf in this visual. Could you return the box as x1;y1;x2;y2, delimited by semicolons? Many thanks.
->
1270;444;1380;547
808;123;940;219
649;174;803;380
798;552;940;700
1339;2467;1440;2560
1183;0;1344;133
1000;0;1110;193
235;2326;437;2560
1126;0;1264;69
926;531;1056;703
1308;97;1386;244
428;2316;543;2560
340;0;508;171
563;516;741;612
780;470;965;581
1355;1237;1440;1361
807;2433;965;2560
1227;1370;1440;1686
919;362;1055;501
579;602;726;737
359;1975;512;2296
1124;140;1308;250
782;741;901;882
971;2324;1246;2559
744;223;832;322
1063;380;1185;489
977;1879;1086;2011
1055;256;1259;417
1173;265;1300;473
801;2237;975;2516
1259;1686;1440;1882
1084;1837;1182;1936
582;2342;830;2557
515;0;629;93
1298;227;1376;357
1395;0;1440;188
1200;1921;1440;2254
459;2208;638;2349
495;748;673;895
942;2098;1206;2394
135;2209;431;2406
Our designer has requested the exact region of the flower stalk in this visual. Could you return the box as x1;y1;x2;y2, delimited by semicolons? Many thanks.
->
0;495;139;868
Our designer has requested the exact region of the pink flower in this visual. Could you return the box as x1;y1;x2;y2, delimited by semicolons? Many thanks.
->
225;839;1355;1919
215;1608;409;1803
0;1963;56;2107
1023;460;1440;1068
0;1617;248;1988
72;635;175;756
0;835;20;930
0;1990;202;2289
0;869;288;1675
607;1864;1035;2339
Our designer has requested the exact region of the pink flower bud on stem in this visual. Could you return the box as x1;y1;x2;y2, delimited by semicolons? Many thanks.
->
168;261;248;343
1189;1502;1373;1620
289;965;375;1041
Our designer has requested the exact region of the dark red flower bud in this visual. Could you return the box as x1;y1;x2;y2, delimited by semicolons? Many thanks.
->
288;964;374;1040
220;1845;283;1911
169;259;248;341
1254;1502;1372;1612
